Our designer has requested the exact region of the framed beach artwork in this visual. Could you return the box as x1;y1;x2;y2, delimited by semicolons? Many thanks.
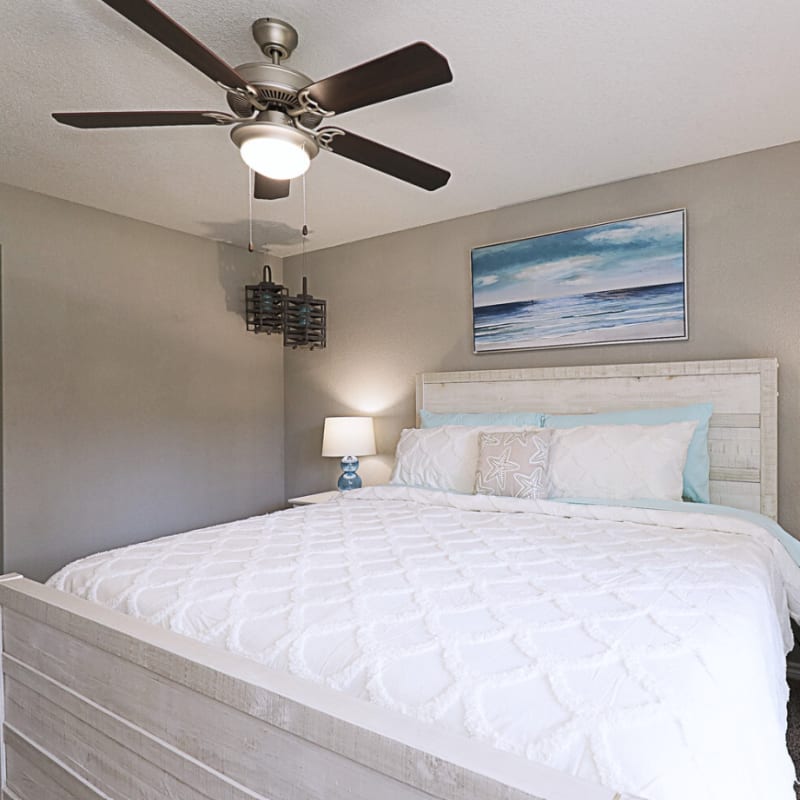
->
471;209;687;353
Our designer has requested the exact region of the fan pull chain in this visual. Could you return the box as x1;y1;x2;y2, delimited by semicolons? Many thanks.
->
248;168;254;252
301;171;308;268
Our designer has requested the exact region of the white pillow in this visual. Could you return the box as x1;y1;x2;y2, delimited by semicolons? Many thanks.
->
391;425;535;494
547;421;698;501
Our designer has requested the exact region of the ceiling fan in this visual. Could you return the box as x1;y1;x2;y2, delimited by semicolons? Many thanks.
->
52;0;453;200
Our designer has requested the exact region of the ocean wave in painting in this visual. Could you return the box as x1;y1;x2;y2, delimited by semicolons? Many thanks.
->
473;282;686;351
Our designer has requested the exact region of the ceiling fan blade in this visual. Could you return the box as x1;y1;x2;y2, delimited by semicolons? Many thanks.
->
254;174;290;200
301;42;452;115
52;111;237;128
99;0;251;92
319;127;450;191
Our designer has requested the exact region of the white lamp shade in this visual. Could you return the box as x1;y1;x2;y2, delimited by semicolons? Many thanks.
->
321;417;376;458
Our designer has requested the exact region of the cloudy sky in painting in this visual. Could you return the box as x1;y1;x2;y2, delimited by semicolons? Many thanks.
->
472;210;685;308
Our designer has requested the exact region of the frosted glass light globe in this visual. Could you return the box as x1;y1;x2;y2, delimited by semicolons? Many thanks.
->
239;136;311;180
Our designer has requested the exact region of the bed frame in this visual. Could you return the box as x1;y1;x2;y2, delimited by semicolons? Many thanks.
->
0;358;779;800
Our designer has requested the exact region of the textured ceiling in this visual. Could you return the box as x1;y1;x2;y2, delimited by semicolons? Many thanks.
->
2;0;800;255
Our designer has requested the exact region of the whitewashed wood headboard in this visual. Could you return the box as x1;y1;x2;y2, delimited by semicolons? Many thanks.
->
416;358;778;519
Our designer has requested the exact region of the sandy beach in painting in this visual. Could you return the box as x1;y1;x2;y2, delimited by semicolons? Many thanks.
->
474;281;686;352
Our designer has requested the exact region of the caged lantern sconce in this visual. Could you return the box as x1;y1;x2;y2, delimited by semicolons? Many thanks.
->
284;276;326;350
245;267;326;349
245;181;325;348
245;265;287;334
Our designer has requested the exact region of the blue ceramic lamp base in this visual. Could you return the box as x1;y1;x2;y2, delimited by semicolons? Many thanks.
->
337;455;362;491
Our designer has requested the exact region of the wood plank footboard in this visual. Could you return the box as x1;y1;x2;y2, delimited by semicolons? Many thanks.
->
0;574;626;800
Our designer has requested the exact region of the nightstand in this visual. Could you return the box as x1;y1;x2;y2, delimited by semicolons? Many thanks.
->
287;490;340;507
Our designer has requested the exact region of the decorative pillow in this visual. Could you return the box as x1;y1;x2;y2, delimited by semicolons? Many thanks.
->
475;429;553;499
547;421;698;502
390;425;535;494
420;409;545;428
543;404;713;503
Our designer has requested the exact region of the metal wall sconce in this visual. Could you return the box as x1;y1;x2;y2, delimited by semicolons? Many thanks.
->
284;276;327;350
245;268;326;350
245;265;287;334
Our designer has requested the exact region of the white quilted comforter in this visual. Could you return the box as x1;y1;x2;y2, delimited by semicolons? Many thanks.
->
49;486;800;800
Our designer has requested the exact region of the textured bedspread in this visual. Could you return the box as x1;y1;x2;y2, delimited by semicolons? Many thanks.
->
48;486;800;800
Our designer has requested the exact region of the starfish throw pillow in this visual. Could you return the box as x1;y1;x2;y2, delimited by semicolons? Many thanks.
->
474;429;553;499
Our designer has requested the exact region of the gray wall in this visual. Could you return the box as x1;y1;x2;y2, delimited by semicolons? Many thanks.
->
284;141;800;534
0;183;285;581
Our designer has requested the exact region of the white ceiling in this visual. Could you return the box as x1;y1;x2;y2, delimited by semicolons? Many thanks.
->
2;0;800;256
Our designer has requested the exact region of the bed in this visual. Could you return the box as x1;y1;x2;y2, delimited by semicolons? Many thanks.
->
0;358;795;800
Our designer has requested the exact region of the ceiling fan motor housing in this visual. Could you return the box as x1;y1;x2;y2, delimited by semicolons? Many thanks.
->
226;62;322;128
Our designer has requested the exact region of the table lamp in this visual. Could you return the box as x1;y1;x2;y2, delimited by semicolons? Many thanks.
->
321;416;376;490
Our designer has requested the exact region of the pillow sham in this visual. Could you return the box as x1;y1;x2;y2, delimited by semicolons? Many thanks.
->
475;429;553;499
420;409;545;428
391;425;536;494
542;403;713;503
547;421;698;502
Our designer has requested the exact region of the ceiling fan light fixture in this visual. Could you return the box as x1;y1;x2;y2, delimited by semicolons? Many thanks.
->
240;137;310;180
231;116;318;180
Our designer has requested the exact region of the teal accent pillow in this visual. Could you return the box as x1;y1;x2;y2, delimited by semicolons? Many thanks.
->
542;404;713;503
420;409;546;428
